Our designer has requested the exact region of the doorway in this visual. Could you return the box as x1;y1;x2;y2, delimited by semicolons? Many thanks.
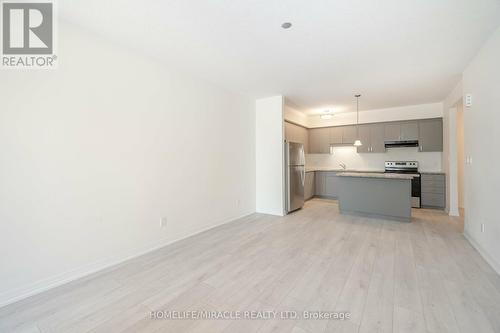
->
456;100;465;217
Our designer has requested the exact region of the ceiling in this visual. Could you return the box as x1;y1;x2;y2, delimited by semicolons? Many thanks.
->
60;0;500;114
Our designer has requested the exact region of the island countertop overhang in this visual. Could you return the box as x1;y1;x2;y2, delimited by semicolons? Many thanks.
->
336;172;416;180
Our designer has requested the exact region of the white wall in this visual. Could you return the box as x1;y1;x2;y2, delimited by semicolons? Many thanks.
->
307;147;442;172
456;104;465;210
0;22;256;306
461;26;500;273
284;104;308;127
442;80;463;216
305;103;443;128
255;96;285;216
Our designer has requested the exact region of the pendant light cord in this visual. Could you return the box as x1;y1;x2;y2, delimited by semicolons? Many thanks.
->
355;94;361;136
357;96;359;135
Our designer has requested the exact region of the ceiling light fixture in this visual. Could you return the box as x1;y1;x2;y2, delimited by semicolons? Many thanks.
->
353;94;363;147
281;22;292;29
320;110;333;120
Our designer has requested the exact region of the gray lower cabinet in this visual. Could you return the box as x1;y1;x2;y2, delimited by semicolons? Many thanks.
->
315;171;326;196
421;174;445;208
419;119;443;152
325;172;340;198
305;172;315;200
314;171;339;198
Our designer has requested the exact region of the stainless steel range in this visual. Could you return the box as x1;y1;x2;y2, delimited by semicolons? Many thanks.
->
385;161;421;208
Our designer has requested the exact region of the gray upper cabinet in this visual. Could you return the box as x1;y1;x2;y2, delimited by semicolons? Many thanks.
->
370;124;386;153
384;121;418;141
285;121;301;143
384;123;401;141
309;127;330;154
357;123;385;153
330;126;357;145
284;122;293;141
356;125;371;153
329;127;343;145
419;119;443;152
285;121;309;153
302;127;309;154
304;118;443;154
342;126;357;144
400;122;419;141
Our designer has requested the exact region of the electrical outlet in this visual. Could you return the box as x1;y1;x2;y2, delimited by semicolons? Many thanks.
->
237;199;241;207
481;223;485;233
160;217;168;228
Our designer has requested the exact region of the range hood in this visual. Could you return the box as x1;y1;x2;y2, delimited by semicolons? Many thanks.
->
384;140;419;148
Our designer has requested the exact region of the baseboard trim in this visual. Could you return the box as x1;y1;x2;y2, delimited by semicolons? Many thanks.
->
0;211;255;308
464;231;500;276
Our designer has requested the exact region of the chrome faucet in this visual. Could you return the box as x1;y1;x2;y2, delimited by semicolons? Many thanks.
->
339;163;346;170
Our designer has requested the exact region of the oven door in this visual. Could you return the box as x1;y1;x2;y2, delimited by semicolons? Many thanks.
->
411;175;421;208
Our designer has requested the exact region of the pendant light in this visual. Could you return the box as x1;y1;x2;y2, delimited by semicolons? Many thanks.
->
353;94;363;147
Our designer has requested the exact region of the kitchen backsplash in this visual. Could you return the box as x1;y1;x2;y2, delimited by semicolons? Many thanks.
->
306;146;442;172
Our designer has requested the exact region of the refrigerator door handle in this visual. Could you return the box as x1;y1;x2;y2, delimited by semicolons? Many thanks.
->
285;142;305;214
287;166;291;212
302;167;305;187
285;143;290;212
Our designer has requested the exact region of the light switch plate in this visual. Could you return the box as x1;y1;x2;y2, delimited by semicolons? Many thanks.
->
465;94;472;107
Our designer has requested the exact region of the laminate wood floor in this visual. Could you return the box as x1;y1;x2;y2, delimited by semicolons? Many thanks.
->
1;199;500;333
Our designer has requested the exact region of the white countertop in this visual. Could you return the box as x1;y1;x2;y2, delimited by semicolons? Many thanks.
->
305;167;444;174
336;172;415;180
305;167;384;173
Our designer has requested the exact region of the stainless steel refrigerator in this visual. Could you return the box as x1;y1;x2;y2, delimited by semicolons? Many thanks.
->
285;142;305;213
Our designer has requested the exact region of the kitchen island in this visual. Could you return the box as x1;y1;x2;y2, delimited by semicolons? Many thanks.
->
336;172;414;222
